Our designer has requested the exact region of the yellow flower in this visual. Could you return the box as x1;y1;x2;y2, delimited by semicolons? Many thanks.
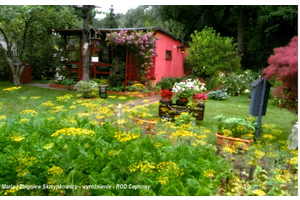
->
118;96;127;99
19;96;27;100
114;131;140;142
262;134;275;140
44;143;54;150
30;96;41;99
20;118;29;123
252;188;265;196
157;131;166;135
41;101;54;107
154;142;163;147
20;109;38;115
4;185;20;195
254;150;265;160
143;99;150;103
157;176;169;184
222;145;236;154
48;166;63;175
51;127;94;137
108;95;116;98
237;125;245;132
0;115;6;120
78;113;90;118
204;129;211;133
222;129;232;137
69;105;77;109
286;157;298;165
56;94;73;102
204;169;215;178
3;86;21;91
8;134;25;142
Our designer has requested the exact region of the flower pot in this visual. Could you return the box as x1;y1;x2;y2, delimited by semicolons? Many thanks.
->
162;97;171;102
150;80;156;87
215;133;253;149
132;118;156;130
179;97;188;102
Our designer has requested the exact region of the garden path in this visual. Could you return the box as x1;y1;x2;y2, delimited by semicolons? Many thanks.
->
22;82;162;107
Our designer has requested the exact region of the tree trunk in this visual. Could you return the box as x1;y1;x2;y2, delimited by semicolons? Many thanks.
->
81;7;92;82
237;6;244;57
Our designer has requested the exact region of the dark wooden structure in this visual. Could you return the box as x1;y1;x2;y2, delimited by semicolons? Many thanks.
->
8;64;32;84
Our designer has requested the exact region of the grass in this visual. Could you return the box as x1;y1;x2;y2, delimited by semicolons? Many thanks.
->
0;81;136;119
145;95;298;144
1;80;297;142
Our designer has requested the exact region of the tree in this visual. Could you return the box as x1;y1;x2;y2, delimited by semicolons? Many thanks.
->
0;5;79;84
263;36;298;112
72;5;96;82
0;6;44;85
186;27;241;78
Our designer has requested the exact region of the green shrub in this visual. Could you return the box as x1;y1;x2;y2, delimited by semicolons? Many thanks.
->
207;90;229;100
109;59;125;87
75;81;99;98
156;77;174;90
61;78;76;89
186;27;241;77
223;71;256;96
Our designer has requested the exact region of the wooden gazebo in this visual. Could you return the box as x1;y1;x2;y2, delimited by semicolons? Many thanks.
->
48;28;138;86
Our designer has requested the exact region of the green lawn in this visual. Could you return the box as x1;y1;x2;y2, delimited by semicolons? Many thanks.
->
145;94;298;143
1;80;297;142
0;81;136;119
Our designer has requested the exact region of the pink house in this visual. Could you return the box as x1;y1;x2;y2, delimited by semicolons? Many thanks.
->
152;28;188;82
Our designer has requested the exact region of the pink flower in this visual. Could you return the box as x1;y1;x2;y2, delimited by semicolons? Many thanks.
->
180;90;182;93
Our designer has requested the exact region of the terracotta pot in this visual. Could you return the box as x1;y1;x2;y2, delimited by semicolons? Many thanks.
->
215;133;253;149
162;97;171;102
179;97;188;102
132;118;156;130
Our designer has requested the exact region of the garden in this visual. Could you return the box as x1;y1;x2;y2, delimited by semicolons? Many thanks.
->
0;65;298;196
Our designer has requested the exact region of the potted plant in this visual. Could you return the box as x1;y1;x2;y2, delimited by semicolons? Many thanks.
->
214;115;257;149
95;41;102;51
92;54;99;62
61;78;76;90
160;89;174;102
150;76;156;87
192;93;208;105
172;79;206;103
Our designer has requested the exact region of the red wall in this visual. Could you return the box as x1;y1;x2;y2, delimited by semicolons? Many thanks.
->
153;31;187;82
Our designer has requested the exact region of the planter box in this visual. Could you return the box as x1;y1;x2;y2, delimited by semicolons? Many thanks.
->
215;133;253;149
50;83;74;90
131;118;156;130
158;100;205;121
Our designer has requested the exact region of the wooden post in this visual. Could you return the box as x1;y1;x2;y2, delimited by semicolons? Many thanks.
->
79;36;82;80
255;78;267;140
125;47;128;87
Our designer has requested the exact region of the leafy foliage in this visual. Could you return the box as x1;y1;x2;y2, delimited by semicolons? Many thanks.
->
263;36;298;111
186;27;241;77
108;59;125;87
207;90;229;100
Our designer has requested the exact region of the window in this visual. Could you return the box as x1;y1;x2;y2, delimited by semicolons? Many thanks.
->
166;50;172;60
